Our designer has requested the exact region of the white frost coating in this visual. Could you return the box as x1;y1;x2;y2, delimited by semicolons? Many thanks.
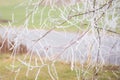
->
0;0;120;80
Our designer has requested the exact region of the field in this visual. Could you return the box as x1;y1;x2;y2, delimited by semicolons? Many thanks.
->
0;54;120;80
0;0;50;27
0;0;84;32
1;0;119;32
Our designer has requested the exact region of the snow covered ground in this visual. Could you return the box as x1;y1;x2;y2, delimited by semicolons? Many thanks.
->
0;27;120;65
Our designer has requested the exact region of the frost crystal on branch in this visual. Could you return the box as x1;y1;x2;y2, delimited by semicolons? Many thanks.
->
0;0;120;80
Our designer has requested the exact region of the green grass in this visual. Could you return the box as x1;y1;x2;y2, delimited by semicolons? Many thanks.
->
0;2;49;27
0;0;64;28
0;54;120;80
0;0;119;33
0;0;82;31
0;54;76;80
0;0;24;6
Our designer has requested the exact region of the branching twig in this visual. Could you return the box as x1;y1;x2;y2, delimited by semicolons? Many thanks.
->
94;27;120;35
69;0;114;19
53;28;90;60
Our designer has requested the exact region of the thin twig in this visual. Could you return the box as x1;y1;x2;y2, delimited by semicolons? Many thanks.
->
53;28;90;60
69;0;114;18
94;27;120;35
